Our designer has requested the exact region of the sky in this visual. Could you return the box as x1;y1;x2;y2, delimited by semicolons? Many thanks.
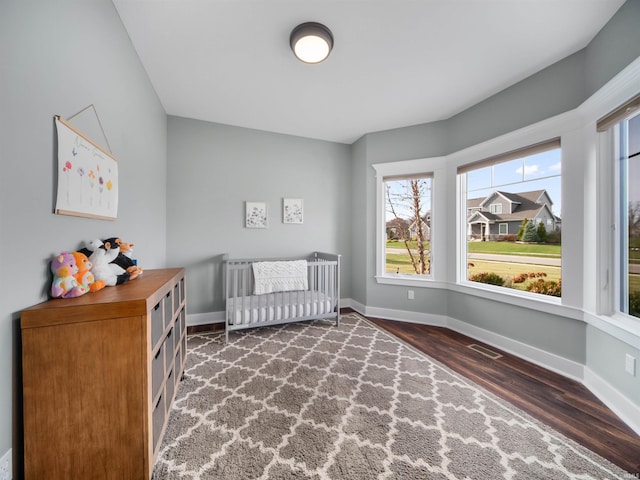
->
385;177;432;222
467;148;562;216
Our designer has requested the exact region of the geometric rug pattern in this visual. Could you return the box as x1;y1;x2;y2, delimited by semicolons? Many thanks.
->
153;313;628;479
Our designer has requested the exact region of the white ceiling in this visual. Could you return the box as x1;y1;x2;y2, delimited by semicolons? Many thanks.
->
113;0;625;144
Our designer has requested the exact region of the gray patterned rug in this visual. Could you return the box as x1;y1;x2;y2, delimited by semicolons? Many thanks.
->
153;313;628;479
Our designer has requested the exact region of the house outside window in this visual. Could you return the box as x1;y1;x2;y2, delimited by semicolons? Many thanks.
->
458;139;562;297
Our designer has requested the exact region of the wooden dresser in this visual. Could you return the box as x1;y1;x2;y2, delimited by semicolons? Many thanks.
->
21;268;187;480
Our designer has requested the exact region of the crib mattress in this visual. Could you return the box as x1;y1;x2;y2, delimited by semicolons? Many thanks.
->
227;291;333;325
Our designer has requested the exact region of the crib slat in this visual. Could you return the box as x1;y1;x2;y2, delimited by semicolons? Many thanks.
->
224;254;341;340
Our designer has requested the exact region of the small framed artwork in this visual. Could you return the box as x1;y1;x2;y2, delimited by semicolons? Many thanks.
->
245;201;268;228
283;198;303;224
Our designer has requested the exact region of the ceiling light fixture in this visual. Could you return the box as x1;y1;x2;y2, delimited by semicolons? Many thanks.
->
290;22;333;64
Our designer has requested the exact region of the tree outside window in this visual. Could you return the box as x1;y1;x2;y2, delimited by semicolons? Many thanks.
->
384;176;432;276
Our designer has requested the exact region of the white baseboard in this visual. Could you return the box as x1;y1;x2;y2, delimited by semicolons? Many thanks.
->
583;367;640;436
187;311;224;326
364;305;448;327
343;297;364;315
447;317;585;382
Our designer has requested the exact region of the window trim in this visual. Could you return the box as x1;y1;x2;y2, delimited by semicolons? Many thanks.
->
598;107;640;320
456;139;562;297
499;223;508;235
373;157;446;286
490;203;503;214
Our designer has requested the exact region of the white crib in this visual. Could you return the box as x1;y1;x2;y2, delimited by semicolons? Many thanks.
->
223;252;341;343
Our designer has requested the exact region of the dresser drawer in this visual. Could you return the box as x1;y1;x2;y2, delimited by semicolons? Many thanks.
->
151;343;165;399
152;392;165;451
165;326;175;369
173;282;181;315
163;290;173;329
165;367;175;412
151;301;163;348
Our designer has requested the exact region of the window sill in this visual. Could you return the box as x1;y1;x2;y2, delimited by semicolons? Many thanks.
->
375;275;448;289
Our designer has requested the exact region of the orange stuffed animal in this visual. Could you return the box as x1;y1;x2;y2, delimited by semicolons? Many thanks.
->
72;251;106;292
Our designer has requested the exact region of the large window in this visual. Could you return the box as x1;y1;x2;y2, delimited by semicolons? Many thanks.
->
612;110;640;317
458;140;562;297
374;158;443;286
598;94;640;319
384;175;432;277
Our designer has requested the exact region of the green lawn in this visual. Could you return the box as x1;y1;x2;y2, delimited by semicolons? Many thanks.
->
387;240;561;257
386;242;640;298
386;241;430;250
466;241;561;257
386;253;430;274
388;240;561;292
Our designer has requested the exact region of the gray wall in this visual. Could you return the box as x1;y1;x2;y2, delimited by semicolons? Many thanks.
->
166;116;352;315
585;0;640;97
0;0;168;473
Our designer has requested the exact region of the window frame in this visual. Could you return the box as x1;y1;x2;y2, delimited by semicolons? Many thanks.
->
373;157;446;288
597;104;640;321
499;223;508;235
456;138;562;300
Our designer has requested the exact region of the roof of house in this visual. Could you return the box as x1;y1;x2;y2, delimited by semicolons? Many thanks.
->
468;189;558;223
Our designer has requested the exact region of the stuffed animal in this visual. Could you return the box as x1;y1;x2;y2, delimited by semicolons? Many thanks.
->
81;239;125;287
50;252;87;298
103;237;143;280
71;251;106;292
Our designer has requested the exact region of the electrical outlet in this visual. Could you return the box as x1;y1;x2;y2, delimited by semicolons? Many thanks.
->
407;290;414;300
0;448;11;480
625;354;636;376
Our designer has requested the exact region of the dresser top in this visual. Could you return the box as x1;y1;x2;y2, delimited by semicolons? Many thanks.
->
21;268;185;329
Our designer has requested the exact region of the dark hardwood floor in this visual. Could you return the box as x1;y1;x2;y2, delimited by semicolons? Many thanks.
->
362;311;640;474
188;309;640;474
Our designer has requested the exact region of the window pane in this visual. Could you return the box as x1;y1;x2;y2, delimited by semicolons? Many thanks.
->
492;158;523;186
523;150;562;181
385;176;432;276
467;166;491;192
621;113;640;317
464;147;562;297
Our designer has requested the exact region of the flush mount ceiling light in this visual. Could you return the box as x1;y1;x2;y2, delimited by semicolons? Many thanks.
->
290;22;334;64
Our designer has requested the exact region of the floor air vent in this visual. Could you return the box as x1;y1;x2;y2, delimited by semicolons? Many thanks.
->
468;343;502;359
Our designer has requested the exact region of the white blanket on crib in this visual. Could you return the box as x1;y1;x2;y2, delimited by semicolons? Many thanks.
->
253;260;308;295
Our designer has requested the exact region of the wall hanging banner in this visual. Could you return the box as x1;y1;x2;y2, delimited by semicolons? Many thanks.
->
54;116;118;220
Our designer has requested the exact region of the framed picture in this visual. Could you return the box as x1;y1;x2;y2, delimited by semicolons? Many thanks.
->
283;198;303;224
54;116;118;220
245;201;267;228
